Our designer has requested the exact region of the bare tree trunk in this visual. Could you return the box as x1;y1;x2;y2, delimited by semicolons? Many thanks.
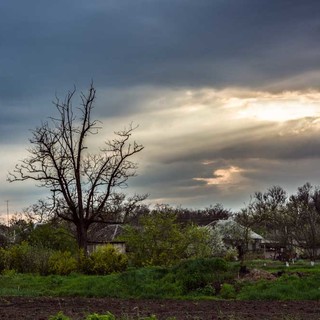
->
8;84;144;253
76;222;89;253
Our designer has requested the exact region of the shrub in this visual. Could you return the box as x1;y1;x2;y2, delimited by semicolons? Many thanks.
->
118;266;181;298
30;246;53;275
3;242;52;274
121;211;214;267
85;312;116;320
90;244;128;275
0;247;8;272
2;268;17;277
172;258;229;293
5;242;30;272
224;247;238;261
77;249;93;274
196;283;216;296
220;283;236;299
49;251;77;275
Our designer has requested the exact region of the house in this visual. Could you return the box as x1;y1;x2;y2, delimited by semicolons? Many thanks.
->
86;223;126;254
207;218;265;253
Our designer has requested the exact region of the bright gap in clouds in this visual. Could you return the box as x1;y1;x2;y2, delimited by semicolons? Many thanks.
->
238;101;317;122
188;90;320;192
193;166;245;186
230;91;320;122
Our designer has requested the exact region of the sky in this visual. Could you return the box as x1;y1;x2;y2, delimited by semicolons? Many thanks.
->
1;0;320;220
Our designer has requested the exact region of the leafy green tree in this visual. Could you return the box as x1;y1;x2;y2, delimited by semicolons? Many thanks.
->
183;225;211;259
28;223;78;253
121;211;212;266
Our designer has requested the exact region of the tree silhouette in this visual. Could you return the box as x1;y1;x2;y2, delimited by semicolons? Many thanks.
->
8;84;144;251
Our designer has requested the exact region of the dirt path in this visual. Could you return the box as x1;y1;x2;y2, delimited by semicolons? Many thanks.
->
1;297;320;319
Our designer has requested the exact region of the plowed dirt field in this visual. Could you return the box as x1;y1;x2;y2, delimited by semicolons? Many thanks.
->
1;297;320;319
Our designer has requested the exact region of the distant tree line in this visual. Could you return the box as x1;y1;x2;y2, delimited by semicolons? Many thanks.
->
237;183;320;261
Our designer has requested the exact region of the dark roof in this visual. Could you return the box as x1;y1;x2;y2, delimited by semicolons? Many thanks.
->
87;223;124;243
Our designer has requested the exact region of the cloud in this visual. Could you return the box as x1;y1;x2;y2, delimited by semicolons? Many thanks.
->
193;166;247;186
88;86;320;209
1;0;320;101
2;1;320;212
4;84;320;212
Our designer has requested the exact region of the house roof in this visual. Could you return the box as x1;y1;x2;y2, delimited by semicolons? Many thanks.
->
87;223;124;243
210;218;264;241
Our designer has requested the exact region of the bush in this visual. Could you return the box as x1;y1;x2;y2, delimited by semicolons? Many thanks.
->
90;244;128;275
49;251;77;275
77;249;93;274
224;247;238;261
220;283;236;299
0;247;8;272
85;312;116;320
3;242;53;274
5;242;30;272
120;212;214;267
118;266;182;298
172;258;229;293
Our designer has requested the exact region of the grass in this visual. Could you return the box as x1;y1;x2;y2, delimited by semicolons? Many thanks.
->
245;259;320;273
0;268;182;298
1;259;320;300
238;273;320;300
0;258;229;299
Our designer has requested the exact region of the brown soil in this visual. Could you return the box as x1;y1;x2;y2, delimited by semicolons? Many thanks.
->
0;297;320;320
241;268;277;281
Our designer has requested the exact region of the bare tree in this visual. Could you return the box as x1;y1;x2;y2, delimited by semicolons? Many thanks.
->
8;84;144;251
287;183;320;261
22;199;54;224
248;186;291;248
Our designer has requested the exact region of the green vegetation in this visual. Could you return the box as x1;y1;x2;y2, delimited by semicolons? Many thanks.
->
48;251;78;275
0;242;128;276
238;274;320;300
1;258;320;300
2;187;320;306
120;211;215;267
89;244;128;275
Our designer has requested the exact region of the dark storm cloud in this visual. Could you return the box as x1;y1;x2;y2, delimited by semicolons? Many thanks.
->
216;135;320;161
1;0;320;96
2;0;320;211
1;0;320;131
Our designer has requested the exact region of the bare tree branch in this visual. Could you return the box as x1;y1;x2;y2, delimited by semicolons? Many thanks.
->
8;83;145;251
